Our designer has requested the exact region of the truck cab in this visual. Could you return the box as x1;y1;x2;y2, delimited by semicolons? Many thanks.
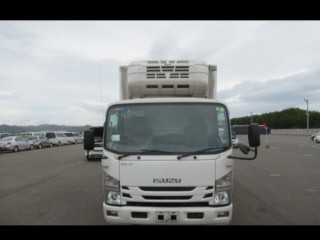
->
84;60;260;225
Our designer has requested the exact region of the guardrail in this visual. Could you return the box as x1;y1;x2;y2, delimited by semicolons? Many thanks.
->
271;129;320;136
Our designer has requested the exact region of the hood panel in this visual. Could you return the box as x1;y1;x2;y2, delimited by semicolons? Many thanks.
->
120;159;215;186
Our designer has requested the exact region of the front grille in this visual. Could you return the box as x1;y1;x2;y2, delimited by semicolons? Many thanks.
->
122;193;132;198
139;187;195;192
143;195;192;200
122;186;214;207
127;202;210;207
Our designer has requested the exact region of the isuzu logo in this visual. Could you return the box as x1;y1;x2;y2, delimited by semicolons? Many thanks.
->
153;178;181;183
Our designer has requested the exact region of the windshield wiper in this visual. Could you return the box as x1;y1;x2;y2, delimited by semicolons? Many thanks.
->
118;152;142;160
141;149;175;154
118;149;174;160
177;146;228;160
119;147;228;160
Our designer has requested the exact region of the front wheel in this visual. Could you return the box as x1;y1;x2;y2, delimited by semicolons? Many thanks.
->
30;145;33;150
86;151;92;161
13;146;19;152
38;144;42;149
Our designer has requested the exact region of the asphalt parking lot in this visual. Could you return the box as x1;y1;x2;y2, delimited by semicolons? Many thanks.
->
232;134;320;225
0;135;319;225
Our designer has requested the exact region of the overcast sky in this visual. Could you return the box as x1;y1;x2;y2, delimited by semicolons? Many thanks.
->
1;21;320;126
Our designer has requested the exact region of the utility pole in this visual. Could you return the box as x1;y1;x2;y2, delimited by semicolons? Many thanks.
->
304;99;309;131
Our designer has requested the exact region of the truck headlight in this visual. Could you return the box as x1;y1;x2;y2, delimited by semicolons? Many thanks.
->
214;171;232;206
103;172;121;205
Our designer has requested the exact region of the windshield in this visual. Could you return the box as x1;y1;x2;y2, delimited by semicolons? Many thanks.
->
0;137;13;142
105;103;231;155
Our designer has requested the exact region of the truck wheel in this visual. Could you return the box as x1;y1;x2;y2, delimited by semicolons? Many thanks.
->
86;151;92;161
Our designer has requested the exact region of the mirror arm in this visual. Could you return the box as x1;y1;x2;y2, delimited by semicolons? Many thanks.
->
228;147;258;160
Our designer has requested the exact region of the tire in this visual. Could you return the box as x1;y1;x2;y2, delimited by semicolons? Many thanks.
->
13;146;19;152
50;143;53;148
38;144;42;149
58;141;61;146
30;145;33;150
86;151;92;161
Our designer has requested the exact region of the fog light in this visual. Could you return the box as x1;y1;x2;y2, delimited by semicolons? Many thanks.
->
217;211;229;218
107;210;118;217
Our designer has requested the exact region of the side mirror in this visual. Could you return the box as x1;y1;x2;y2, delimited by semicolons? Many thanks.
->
248;123;260;147
228;123;260;160
84;130;95;150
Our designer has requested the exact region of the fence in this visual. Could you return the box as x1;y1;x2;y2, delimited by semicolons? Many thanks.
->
271;129;320;136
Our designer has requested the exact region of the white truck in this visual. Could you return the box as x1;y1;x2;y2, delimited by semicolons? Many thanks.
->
84;60;260;225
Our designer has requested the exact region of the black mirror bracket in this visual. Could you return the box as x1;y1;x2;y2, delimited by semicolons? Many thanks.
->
228;147;258;160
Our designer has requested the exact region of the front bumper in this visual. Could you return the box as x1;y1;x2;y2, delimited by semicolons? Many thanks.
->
103;203;232;225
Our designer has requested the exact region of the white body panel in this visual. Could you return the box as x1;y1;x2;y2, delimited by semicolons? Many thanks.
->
119;156;218;186
102;150;233;225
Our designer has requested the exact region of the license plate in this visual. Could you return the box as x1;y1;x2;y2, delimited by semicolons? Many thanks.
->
156;211;179;223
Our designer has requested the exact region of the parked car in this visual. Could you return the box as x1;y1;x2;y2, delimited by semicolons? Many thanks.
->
71;132;83;144
27;136;53;149
45;132;69;146
311;131;320;141
232;131;239;148
0;136;33;152
64;132;76;144
314;135;320;143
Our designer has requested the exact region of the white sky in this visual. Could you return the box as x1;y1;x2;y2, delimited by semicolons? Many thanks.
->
1;20;320;126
